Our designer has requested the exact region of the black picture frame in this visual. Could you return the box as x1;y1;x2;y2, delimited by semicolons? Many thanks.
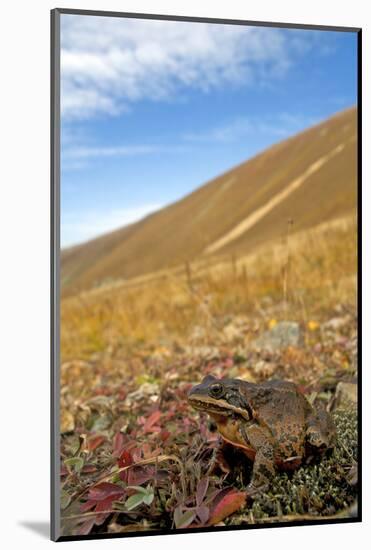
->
51;8;362;542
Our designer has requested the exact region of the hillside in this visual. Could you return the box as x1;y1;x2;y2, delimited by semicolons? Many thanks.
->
61;107;357;295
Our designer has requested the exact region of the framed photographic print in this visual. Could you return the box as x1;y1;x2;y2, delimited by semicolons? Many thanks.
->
51;8;361;542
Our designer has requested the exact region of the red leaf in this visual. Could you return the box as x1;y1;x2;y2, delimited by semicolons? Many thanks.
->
80;499;97;513
119;471;128;482
87;435;106;452
76;518;95;536
94;512;110;526
118;450;134;469
127;465;155;486
88;482;125;501
95;495;119;512
80;490;125;530
118;449;134;481
113;432;125;457
208;488;246;525
81;464;98;474
160;429;171;442
131;447;143;462
142;410;162;433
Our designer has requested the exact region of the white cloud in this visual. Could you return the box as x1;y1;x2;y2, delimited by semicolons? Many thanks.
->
61;203;163;248
183;112;319;143
62;143;186;160
61;112;318;168
184;117;254;143
61;15;311;120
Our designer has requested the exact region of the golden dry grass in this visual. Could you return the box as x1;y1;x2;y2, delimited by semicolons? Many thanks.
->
61;214;357;363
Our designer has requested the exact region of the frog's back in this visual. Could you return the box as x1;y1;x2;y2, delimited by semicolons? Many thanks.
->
259;379;299;393
247;380;310;453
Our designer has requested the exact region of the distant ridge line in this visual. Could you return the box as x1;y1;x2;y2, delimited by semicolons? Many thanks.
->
61;107;357;296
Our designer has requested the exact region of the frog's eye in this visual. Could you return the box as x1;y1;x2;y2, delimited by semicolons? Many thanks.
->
209;383;225;398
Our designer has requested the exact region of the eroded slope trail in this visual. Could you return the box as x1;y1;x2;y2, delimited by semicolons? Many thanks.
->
204;137;355;255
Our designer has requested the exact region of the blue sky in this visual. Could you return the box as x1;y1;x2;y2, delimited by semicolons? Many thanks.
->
60;15;358;248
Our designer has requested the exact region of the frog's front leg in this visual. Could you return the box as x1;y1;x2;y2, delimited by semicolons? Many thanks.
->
215;437;233;474
240;423;276;496
206;435;233;476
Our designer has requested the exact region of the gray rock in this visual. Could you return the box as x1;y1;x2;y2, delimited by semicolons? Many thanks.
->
125;382;160;406
334;381;357;409
222;323;244;343
251;321;302;352
184;345;220;360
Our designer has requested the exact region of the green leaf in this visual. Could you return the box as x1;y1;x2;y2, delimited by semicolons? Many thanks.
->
65;435;80;456
64;457;84;473
143;490;154;505
174;507;196;529
60;489;71;510
89;414;112;433
110;472;121;483
126;485;154;506
125;493;145;511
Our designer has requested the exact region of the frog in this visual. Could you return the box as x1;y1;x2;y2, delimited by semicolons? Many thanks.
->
188;375;335;496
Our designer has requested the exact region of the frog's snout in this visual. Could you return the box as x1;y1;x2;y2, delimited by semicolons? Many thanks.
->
187;383;201;400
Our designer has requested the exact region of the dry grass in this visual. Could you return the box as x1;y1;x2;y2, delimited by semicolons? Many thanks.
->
61;215;357;363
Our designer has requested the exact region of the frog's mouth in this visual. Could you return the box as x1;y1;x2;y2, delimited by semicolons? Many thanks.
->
188;393;252;422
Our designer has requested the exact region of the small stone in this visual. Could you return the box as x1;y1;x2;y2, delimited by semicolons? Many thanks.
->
228;366;255;382
189;325;207;343
322;316;350;331
313;343;322;353
222;324;243;343
125;382;160;406
334;381;357;409
253;360;276;378
346;463;358;486
250;321;302;352
185;345;220;360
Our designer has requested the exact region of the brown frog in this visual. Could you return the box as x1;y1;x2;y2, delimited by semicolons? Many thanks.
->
188;375;335;495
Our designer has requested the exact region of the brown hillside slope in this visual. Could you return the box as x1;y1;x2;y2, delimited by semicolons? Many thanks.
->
61;107;357;295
